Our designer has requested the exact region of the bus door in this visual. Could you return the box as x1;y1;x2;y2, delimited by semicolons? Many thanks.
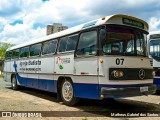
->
74;29;99;99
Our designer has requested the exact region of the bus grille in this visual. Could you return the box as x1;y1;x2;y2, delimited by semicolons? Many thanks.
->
109;68;153;80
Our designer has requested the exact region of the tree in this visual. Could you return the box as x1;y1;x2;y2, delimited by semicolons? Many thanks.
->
0;42;14;60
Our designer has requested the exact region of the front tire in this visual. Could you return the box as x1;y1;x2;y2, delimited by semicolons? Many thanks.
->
61;79;79;106
11;75;19;90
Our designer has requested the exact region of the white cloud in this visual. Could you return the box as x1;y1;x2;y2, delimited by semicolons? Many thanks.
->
0;18;7;26
22;0;90;26
148;17;160;31
0;0;92;44
1;0;160;44
0;23;45;44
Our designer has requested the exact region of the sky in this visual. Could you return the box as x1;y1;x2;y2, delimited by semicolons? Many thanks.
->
0;0;160;44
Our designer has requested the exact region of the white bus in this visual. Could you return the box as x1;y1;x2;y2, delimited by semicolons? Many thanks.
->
148;31;160;90
4;14;156;106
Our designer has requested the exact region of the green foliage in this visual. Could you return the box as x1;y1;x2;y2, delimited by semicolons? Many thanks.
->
0;74;3;78
0;42;14;60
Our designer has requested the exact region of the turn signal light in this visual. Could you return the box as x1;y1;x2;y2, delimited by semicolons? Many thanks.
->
100;59;103;63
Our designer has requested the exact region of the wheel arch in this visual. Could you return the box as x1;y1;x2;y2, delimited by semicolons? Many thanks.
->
11;73;16;83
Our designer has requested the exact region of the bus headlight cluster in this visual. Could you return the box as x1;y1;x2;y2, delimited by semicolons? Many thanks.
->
112;70;124;78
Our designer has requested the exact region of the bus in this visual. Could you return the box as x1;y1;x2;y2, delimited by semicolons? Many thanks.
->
3;14;156;106
148;31;160;90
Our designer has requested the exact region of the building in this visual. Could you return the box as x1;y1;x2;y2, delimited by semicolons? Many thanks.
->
46;23;68;35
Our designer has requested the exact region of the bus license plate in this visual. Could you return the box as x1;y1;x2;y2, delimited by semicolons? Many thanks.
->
140;86;148;92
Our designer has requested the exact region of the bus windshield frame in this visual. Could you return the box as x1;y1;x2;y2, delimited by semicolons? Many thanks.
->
100;25;147;56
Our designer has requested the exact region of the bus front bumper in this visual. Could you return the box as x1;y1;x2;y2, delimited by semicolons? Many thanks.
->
101;85;157;97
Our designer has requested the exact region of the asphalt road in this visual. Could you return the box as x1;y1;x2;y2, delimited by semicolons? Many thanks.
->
0;78;160;120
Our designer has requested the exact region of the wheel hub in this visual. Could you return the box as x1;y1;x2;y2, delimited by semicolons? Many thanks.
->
62;81;73;102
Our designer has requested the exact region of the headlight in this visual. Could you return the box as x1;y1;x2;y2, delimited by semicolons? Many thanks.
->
112;70;124;78
152;71;156;77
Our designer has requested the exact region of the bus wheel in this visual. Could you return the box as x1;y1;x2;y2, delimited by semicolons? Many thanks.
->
11;75;19;90
61;79;79;106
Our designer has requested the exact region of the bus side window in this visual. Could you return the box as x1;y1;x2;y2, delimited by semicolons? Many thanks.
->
5;51;12;60
42;40;57;55
66;34;78;51
58;37;67;52
5;51;9;60
76;31;97;56
12;49;19;59
20;47;29;58
58;34;78;53
30;43;42;56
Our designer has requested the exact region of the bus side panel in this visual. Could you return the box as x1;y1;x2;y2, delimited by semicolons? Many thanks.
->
38;74;55;92
54;54;74;75
26;74;38;89
51;54;75;93
39;56;55;92
40;57;55;74
11;59;36;87
73;57;99;99
11;57;57;92
25;58;40;89
17;73;27;86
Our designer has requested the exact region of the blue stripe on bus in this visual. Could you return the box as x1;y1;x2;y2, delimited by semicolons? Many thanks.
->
74;83;99;99
16;73;57;92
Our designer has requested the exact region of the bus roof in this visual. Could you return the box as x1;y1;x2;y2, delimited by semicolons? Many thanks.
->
8;14;149;51
149;31;160;35
149;31;160;40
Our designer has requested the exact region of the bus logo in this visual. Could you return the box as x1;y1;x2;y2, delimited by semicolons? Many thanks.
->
139;69;145;79
56;57;64;70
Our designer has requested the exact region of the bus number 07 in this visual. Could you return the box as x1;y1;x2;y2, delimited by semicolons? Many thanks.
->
116;58;124;65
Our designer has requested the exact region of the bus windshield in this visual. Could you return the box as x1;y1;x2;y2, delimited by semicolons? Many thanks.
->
149;39;160;61
101;26;146;56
